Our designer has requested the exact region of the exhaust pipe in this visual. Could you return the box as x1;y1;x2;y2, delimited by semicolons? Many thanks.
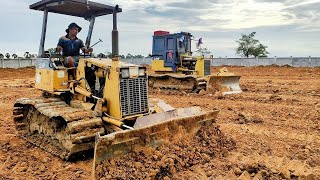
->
112;5;119;59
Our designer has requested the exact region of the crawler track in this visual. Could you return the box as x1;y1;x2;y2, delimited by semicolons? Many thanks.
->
13;97;105;160
148;74;242;95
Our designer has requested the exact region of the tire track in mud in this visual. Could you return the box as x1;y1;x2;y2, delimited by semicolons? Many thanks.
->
154;93;318;121
0;75;92;179
160;97;319;146
242;83;319;96
219;122;320;175
1;66;320;179
154;69;320;178
224;70;320;178
221;123;320;146
108;66;319;179
156;89;319;130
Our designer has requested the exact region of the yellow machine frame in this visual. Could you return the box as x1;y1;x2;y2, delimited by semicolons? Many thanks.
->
77;58;147;119
35;66;69;91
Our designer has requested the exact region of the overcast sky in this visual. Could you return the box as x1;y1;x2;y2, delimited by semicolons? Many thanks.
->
0;0;319;57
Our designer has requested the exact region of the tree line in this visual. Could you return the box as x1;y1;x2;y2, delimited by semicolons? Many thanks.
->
95;52;145;59
96;33;270;58
0;52;37;59
47;48;146;59
1;32;269;59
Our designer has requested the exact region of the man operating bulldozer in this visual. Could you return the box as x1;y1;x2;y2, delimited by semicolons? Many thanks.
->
56;22;93;79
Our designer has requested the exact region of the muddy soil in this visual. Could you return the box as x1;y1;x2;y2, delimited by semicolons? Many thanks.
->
0;66;319;179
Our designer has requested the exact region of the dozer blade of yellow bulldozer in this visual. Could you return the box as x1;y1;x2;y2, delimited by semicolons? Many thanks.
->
206;75;242;95
148;74;198;91
92;107;219;178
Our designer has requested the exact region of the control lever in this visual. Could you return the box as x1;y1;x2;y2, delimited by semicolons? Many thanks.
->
90;38;103;48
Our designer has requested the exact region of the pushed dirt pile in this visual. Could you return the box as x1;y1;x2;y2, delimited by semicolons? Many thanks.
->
0;66;319;179
95;125;235;179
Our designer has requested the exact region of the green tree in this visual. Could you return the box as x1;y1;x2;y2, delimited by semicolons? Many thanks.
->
196;47;211;57
126;53;133;59
134;54;144;58
106;52;112;58
0;53;4;58
12;54;18;58
97;53;106;58
96;52;113;58
47;48;56;53
24;52;31;58
236;32;269;58
5;53;10;59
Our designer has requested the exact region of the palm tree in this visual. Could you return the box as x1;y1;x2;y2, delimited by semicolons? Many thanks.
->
47;48;56;53
106;52;112;58
126;53;133;59
5;53;10;59
30;54;37;58
97;53;106;58
195;47;211;57
12;54;18;59
24;52;31;58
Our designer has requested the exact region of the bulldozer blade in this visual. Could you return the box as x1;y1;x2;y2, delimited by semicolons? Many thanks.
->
92;108;219;178
148;74;197;90
206;75;242;95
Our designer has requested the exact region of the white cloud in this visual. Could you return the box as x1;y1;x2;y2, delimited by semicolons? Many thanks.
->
0;0;319;57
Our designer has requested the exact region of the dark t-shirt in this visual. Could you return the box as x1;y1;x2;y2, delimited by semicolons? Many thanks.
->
57;35;84;56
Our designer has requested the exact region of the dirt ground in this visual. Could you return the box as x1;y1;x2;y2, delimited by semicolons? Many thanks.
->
0;66;319;179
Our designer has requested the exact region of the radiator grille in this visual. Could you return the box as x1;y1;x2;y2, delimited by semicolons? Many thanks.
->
120;77;148;117
204;60;211;76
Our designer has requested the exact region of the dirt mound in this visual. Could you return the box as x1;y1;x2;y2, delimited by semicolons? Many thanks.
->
95;125;235;179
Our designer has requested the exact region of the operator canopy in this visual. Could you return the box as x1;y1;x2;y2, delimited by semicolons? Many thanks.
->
30;0;122;18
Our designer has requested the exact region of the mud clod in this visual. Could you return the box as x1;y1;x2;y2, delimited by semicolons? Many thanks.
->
95;126;236;179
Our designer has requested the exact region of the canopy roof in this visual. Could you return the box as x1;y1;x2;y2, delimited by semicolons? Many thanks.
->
30;0;122;18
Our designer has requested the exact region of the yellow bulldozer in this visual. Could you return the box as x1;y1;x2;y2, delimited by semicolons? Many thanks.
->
12;0;219;178
149;31;242;95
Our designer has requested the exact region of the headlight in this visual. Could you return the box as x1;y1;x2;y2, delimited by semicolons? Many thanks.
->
138;68;146;76
121;69;129;78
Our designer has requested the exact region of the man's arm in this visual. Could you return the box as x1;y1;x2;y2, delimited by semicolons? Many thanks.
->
56;46;63;52
81;47;93;53
56;37;65;53
80;40;93;53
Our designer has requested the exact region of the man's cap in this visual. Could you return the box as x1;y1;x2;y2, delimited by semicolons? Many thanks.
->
66;22;82;33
